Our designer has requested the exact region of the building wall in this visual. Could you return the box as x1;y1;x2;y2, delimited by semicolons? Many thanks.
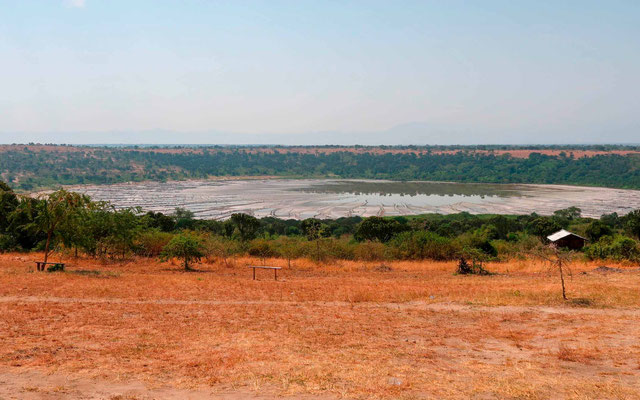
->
554;235;585;250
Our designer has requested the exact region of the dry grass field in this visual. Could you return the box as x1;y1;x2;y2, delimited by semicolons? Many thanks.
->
1;253;639;399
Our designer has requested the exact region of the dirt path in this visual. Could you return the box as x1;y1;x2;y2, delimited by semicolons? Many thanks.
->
0;369;334;400
1;295;639;316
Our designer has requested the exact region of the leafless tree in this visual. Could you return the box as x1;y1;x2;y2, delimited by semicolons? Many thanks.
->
532;244;573;300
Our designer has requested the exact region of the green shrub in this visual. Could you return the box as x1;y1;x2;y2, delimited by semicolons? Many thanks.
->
46;263;65;272
0;234;16;252
585;235;640;261
160;232;206;270
490;239;515;260
204;236;242;266
248;238;277;264
456;258;473;274
353;241;388;261
492;234;541;260
273;236;304;267
585;220;613;242
527;217;562;239
389;231;459;260
456;232;497;258
298;237;354;262
354;216;403;242
457;248;491;275
136;230;173;257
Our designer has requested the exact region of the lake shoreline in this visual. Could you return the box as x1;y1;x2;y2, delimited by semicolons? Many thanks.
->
63;178;640;220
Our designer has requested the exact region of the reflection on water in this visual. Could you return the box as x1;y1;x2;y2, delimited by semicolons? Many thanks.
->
298;180;522;206
323;193;497;206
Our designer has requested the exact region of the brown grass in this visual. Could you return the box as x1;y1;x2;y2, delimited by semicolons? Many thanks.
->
1;253;639;399
556;343;602;364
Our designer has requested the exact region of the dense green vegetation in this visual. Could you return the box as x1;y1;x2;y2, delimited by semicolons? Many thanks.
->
2;181;639;265
2;145;640;190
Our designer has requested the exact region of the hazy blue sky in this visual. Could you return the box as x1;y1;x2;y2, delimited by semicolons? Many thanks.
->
1;1;639;144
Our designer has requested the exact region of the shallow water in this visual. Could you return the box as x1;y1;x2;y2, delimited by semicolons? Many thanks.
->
69;179;640;219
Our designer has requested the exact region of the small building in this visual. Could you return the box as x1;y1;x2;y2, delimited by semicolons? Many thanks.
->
547;229;587;250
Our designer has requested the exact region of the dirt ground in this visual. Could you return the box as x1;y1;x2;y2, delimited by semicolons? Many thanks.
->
1;253;639;399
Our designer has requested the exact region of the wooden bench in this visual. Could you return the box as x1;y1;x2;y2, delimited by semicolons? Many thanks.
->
35;261;65;272
247;265;281;281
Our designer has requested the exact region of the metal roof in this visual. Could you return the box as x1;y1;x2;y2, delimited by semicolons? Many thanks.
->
547;229;586;242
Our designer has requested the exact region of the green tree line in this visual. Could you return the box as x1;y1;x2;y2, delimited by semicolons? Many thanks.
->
2;147;640;190
2;181;640;268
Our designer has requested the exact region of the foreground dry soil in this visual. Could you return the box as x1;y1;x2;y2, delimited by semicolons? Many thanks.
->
1;254;639;399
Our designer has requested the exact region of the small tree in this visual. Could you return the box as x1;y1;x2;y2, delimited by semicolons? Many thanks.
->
173;207;196;230
230;213;260;242
106;207;143;259
300;218;329;261
354;216;402;242
275;236;303;268
553;207;582;222
527;217;562;240
160;233;205;271
248;238;276;265
0;181;19;234
533;244;573;301
585;220;612;242
626;210;640;239
20;189;90;265
205;236;240;267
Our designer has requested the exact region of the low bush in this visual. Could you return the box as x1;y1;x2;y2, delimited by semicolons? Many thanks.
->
585;235;640;262
204;236;241;266
46;263;65;272
492;234;541;260
136;230;173;257
389;231;459;260
353;241;388;261
248;238;278;264
457;231;498;258
456;247;492;275
272;236;304;267
0;234;16;252
302;237;355;262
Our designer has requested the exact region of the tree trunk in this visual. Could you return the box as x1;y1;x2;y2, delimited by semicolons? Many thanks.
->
559;264;567;300
43;230;53;266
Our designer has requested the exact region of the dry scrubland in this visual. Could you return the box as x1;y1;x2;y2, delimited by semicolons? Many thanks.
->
1;253;640;399
3;144;640;158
